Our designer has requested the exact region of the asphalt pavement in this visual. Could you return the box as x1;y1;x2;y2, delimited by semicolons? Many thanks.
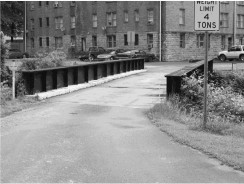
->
1;62;244;183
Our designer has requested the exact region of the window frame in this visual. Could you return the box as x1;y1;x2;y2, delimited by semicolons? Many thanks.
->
147;9;154;25
179;9;185;25
39;18;42;27
180;33;185;48
92;14;97;28
124;11;129;23
55;37;63;49
39;37;42;47
46;37;49;47
71;16;76;29
92;35;97;47
124;34;128;46
220;13;229;28
237;14;244;29
46;17;49;27
135;34;139;46
107;12;117;27
107;35;116;48
135;10;139;22
55;17;63;29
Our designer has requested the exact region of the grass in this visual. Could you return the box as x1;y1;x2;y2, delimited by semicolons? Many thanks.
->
1;87;40;117
147;101;244;172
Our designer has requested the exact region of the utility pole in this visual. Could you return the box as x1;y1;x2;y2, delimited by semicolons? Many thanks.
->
233;1;236;46
159;1;162;62
24;1;27;52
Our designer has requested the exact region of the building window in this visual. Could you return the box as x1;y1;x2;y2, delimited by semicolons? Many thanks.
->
180;33;185;48
31;38;34;48
55;37;63;48
92;36;97;46
39;18;42;27
46;37;49;47
39;1;42;6
197;34;204;47
92;14;97;28
71;17;76;29
30;2;35;10
124;11;128;22
179;9;185;25
30;19;34;30
46;17;49;27
124;34;128;46
221;35;226;49
147;34;153;47
220;13;229;28
107;12;116;27
135;34;139;46
239;38;243;45
70;1;76;6
54;1;62;8
147;9;154;24
237;14;244;28
107;35;116;48
55;17;63;29
39;37;42;47
46;1;49;6
197;34;210;48
71;36;76;46
135;10;139;22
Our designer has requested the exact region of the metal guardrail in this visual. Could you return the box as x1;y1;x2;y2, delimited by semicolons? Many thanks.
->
165;59;213;98
22;58;144;95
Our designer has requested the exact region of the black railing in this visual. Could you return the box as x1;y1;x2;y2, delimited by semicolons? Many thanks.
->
22;58;144;94
165;59;213;98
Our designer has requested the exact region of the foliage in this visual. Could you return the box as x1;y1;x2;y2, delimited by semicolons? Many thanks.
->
180;70;244;125
20;50;67;70
1;1;24;37
0;32;11;83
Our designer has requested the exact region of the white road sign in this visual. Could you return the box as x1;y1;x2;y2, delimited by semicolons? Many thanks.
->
194;1;220;31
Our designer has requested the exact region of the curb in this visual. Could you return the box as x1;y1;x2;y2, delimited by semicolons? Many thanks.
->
28;69;147;100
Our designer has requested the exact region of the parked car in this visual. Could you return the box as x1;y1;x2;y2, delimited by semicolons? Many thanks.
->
7;49;29;59
97;49;126;61
116;49;156;62
218;45;244;62
78;47;108;61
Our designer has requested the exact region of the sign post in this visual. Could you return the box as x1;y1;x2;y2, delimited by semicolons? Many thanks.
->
9;60;18;100
194;1;219;129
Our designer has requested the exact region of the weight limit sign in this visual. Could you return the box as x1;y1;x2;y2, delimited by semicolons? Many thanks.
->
194;1;220;31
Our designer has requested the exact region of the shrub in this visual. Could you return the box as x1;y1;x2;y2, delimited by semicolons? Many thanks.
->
0;31;11;83
180;70;244;125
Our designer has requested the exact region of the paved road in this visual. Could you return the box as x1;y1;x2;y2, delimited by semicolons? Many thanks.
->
1;62;244;183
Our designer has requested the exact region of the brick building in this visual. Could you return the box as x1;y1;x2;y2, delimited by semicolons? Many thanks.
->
26;1;244;61
161;1;244;61
26;1;160;57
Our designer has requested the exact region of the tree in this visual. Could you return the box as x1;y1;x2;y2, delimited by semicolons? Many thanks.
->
0;1;24;42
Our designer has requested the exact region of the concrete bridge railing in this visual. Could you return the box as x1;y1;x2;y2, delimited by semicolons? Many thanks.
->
22;58;144;95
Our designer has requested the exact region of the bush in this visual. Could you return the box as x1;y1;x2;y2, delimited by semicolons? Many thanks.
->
0;31;11;83
180;70;244;125
20;50;67;71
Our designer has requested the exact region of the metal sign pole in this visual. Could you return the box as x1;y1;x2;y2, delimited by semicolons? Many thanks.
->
12;70;16;100
203;31;208;129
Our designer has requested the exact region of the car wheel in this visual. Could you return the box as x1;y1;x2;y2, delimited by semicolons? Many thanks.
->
219;54;226;62
110;57;114;60
89;55;95;61
239;55;244;62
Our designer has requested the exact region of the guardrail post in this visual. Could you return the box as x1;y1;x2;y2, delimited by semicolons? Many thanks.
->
77;66;85;84
113;62;118;74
